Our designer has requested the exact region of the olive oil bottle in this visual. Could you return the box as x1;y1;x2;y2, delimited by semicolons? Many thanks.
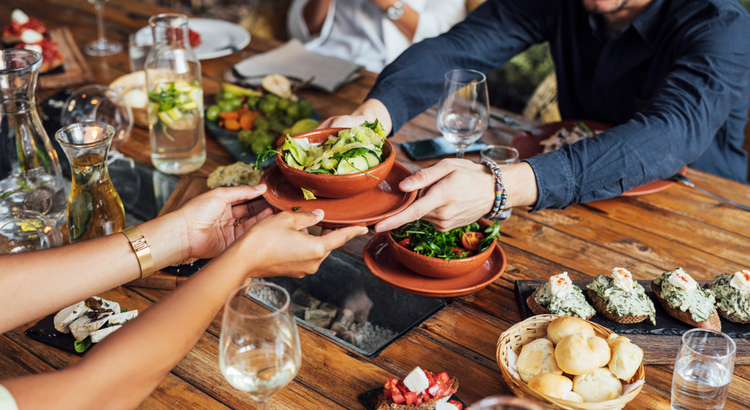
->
56;122;125;243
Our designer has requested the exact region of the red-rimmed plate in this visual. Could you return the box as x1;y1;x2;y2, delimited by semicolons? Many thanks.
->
261;162;418;228
509;120;688;196
363;232;506;297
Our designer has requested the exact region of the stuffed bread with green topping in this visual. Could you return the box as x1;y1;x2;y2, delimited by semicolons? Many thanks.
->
711;269;750;324
587;268;656;325
652;268;720;331
528;272;595;319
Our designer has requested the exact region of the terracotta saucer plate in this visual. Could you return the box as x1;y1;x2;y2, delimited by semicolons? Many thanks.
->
363;233;507;298
261;162;418;228
509;120;688;196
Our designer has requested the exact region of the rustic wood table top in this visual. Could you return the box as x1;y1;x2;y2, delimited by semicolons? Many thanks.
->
3;0;750;409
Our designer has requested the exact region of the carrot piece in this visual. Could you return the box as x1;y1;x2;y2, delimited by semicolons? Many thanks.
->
219;111;239;121
224;118;241;131
236;107;250;117
240;112;256;131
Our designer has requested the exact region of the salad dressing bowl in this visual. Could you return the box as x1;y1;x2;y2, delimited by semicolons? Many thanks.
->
275;127;396;198
387;220;497;279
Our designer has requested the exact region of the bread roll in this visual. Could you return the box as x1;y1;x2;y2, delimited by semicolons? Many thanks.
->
547;316;595;345
563;391;584;403
573;368;623;402
517;338;562;382
606;334;643;381
527;373;573;399
555;333;610;375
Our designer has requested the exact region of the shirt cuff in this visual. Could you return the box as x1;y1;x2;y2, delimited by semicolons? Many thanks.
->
365;82;409;136
524;150;575;211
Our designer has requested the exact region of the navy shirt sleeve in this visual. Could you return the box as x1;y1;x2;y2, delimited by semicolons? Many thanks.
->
526;7;750;210
367;0;556;133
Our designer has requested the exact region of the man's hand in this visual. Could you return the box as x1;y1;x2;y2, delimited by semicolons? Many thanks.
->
375;159;496;232
318;99;393;133
177;185;273;260
233;210;369;278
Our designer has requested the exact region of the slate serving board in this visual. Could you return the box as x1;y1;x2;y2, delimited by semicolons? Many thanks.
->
25;314;84;356
358;387;466;410
514;280;750;365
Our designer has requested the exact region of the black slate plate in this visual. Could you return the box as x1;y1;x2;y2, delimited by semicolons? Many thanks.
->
25;314;84;356
358;387;466;410
515;279;750;338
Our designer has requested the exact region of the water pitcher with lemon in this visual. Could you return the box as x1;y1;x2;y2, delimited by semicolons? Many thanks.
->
145;14;206;175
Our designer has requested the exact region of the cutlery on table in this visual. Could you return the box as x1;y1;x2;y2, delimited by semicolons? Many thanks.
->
669;173;750;211
489;111;541;135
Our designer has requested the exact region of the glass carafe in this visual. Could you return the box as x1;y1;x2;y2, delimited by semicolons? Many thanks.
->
145;14;206;175
0;210;63;254
55;122;125;243
0;49;66;216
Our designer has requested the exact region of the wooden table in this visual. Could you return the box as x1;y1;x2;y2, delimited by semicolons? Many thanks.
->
3;1;750;409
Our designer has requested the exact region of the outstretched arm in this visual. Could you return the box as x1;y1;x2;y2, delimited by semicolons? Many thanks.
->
1;210;367;410
0;185;270;333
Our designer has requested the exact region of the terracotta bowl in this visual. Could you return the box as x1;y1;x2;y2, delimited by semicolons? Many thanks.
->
275;127;396;199
109;71;149;128
386;220;497;279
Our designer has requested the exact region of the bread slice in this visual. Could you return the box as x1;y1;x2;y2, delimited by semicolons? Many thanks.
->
586;290;648;324
717;307;750;324
651;282;721;331
375;377;459;410
526;288;593;320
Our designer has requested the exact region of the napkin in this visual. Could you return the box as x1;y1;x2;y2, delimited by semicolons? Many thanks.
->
230;39;362;93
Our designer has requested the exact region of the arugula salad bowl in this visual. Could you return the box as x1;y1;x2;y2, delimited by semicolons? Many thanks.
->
387;219;498;279
275;127;396;199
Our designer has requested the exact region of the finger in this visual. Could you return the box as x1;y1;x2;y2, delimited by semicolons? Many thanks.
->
317;117;334;129
214;185;267;206
232;198;271;220
320;228;335;235
289;209;325;230
318;225;369;251
236;207;274;236
399;161;455;192
374;188;446;232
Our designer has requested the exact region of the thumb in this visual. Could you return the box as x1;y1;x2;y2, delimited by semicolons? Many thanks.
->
213;185;267;205
289;209;325;230
319;225;369;250
399;162;454;192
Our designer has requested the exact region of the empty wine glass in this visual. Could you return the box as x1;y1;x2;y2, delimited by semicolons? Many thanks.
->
436;69;489;158
220;282;302;410
61;84;133;152
84;0;122;56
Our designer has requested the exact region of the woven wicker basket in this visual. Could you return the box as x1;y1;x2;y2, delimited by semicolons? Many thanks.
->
496;314;645;410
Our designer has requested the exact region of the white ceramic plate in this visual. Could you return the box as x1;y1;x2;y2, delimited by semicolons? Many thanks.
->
135;18;250;60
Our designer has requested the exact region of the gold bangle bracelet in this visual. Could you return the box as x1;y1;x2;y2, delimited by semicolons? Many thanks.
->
122;226;155;279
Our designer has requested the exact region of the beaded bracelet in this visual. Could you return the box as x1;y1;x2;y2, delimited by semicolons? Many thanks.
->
481;159;507;219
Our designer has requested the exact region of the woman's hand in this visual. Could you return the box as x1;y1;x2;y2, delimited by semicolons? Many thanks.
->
177;185;273;260
375;159;496;232
228;210;369;279
318;99;393;133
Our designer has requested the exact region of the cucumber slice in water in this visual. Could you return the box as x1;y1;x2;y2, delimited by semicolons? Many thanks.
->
69;191;93;241
336;156;369;175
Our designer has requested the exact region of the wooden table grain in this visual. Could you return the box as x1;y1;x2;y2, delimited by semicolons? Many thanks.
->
3;1;750;409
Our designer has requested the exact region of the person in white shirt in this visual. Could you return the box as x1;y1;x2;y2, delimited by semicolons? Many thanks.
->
0;185;367;410
288;0;466;72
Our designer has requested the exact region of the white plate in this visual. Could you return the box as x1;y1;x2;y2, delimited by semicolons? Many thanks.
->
135;18;250;60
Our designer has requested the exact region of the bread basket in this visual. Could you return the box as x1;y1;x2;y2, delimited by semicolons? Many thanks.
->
496;314;645;410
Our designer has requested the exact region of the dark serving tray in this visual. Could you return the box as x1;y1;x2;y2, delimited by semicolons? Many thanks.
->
25;314;84;356
515;279;750;338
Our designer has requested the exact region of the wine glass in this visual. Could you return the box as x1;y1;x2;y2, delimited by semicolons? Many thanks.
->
468;396;544;410
84;0;122;56
220;282;302;410
436;69;489;158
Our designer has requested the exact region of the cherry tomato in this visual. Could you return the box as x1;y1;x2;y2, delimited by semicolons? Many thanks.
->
448;399;463;410
398;238;412;249
461;231;485;251
451;247;470;258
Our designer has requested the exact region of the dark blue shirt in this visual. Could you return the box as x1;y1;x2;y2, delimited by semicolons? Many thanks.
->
367;0;750;211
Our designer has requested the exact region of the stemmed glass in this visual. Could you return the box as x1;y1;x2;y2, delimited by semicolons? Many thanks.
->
436;69;489;158
84;0;122;56
468;396;544;410
220;282;302;410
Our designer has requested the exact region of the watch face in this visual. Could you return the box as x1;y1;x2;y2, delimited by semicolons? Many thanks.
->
387;2;405;20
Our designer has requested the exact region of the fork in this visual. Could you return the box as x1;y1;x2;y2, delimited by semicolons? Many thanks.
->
669;173;750;211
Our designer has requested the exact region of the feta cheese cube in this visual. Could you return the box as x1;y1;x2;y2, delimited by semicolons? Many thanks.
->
107;310;138;326
24;44;42;54
90;325;122;343
69;313;113;341
20;30;43;44
53;301;88;334
11;10;29;25
402;367;430;393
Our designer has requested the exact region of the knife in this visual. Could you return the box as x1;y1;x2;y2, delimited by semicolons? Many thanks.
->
490;112;541;135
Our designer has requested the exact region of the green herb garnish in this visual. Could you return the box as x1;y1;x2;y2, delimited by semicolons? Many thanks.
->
253;146;282;171
292;206;301;212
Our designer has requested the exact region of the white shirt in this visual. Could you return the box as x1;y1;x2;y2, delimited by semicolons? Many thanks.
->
0;385;18;410
288;0;466;73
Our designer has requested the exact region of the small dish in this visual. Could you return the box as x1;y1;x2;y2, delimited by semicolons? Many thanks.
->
386;221;496;279
364;233;506;297
108;71;148;128
509;120;688;196
260;162;417;228
277;128;396;198
134;18;250;60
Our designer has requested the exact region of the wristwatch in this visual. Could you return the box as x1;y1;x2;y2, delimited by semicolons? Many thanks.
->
387;1;405;21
